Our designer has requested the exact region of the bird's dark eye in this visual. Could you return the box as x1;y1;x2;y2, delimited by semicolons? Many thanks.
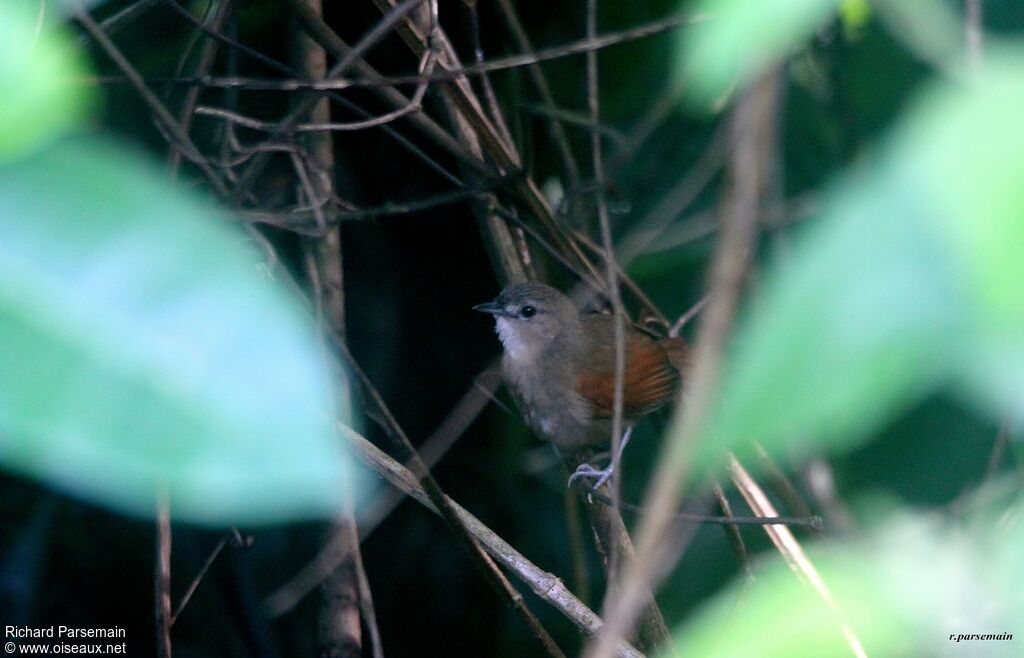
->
520;305;537;318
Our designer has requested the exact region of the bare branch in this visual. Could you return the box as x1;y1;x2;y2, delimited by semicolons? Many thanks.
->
341;427;646;658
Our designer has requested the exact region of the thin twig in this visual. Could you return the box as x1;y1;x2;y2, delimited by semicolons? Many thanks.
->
496;0;582;192
754;443;815;521
154;0;468;187
374;0;604;287
668;294;710;337
335;337;568;658
520;103;628;147
196;48;435;133
169;0;234;174
77;0;163;46
75;3;231;199
572;231;670;327
239;0;489;199
265;366;503;614
235;188;491;232
350;12;702;87
584;71;781;658
610;79;685;174
588;0;626;589
584;3;670;652
589;491;822;529
81;13;701;92
711;482;754;582
729;457;866;657
169;537;228;627
615;123;728;267
341;427;646;658
155;496;172;658
466;2;516;151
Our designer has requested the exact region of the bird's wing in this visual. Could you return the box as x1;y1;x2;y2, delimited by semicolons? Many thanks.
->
576;318;683;418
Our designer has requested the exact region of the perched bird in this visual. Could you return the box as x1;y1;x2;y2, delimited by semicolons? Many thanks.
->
474;282;688;487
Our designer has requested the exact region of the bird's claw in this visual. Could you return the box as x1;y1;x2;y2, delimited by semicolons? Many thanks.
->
567;462;615;492
567;427;634;493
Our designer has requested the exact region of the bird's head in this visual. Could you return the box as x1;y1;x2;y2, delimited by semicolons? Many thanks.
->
473;283;580;361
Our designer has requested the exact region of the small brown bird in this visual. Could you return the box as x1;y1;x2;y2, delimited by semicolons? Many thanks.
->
474;283;688;487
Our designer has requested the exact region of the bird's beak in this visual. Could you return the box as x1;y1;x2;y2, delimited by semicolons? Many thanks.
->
472;299;507;316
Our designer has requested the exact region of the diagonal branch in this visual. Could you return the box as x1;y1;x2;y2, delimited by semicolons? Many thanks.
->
75;4;231;199
335;337;567;658
370;0;605;288
341;427;646;658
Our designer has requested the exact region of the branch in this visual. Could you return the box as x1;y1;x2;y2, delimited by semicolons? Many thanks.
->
585;0;670;652
154;496;172;658
341;427;646;658
584;70;782;658
75;4;231;199
335;337;567;658
371;0;605;288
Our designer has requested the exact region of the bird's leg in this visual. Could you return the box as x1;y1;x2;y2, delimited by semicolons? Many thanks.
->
568;427;634;491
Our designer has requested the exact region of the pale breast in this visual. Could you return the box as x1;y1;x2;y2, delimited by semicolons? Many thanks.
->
502;353;593;449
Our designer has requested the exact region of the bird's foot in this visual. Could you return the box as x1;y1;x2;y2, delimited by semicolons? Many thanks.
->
566;427;634;493
568;462;616;492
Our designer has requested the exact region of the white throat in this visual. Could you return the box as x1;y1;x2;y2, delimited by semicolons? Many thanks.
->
495;317;540;363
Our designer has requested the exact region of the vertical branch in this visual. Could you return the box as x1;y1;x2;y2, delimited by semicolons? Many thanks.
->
586;0;626;524
290;4;367;656
584;71;781;658
564;487;592;606
581;496;672;653
155;496;172;658
582;2;670;654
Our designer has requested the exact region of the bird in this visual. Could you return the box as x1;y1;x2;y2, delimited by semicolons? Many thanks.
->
474;282;688;489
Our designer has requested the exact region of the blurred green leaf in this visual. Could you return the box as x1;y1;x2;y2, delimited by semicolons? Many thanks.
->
0;137;357;524
838;0;871;38
895;53;1024;419
695;166;965;471
667;512;1020;657
696;52;1024;473
0;2;91;161
676;0;840;106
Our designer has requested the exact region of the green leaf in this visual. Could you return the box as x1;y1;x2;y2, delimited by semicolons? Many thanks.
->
838;0;871;38
696;51;1024;473
0;137;357;524
696;169;965;471
892;52;1024;419
0;2;91;161
676;0;840;106
667;513;1019;657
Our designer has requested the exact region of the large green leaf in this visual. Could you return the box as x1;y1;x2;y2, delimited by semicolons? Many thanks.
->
666;511;1021;657
0;137;356;524
694;52;1024;473
676;0;841;106
894;54;1024;419
0;2;91;161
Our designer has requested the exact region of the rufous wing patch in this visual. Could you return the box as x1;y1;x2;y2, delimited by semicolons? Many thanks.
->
576;334;682;418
